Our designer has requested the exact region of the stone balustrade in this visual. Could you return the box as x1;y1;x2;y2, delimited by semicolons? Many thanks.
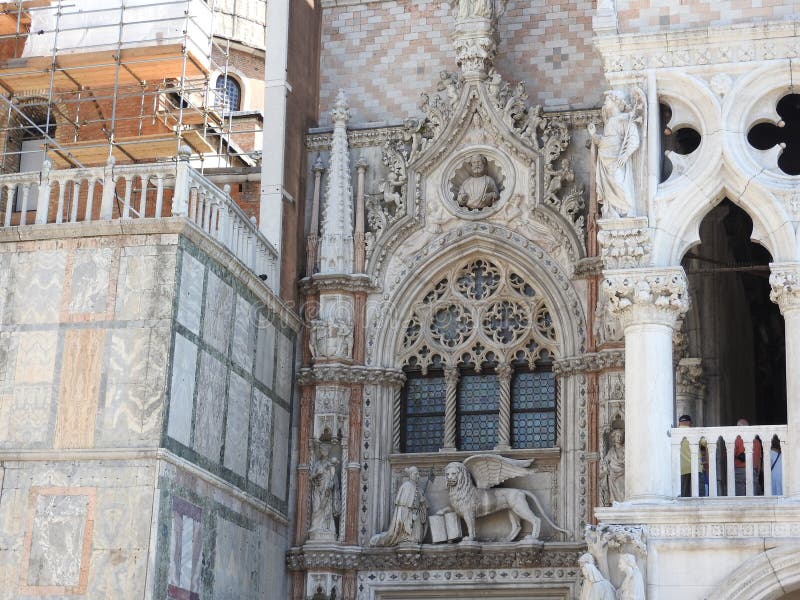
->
0;159;278;290
670;424;787;498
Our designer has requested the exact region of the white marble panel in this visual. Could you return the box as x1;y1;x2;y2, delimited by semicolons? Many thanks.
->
193;351;226;462
212;518;261;600
270;404;290;501
13;330;56;385
167;334;198;446
231;296;255;372
202;271;233;354
115;250;176;321
274;331;294;401
3;384;52;447
27;494;89;587
254;319;275;387
68;248;112;314
248;389;272;489
10;250;65;325
176;252;204;335
223;372;251;477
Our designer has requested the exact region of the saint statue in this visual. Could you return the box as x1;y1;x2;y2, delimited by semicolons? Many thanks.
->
578;553;616;600
309;442;341;540
599;428;625;505
588;90;643;218
617;554;645;600
369;466;429;546
452;0;496;19
456;155;499;210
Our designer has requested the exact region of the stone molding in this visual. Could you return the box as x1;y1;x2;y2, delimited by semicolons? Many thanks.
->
287;541;585;571
573;256;603;278
769;262;800;314
298;365;406;386
675;357;705;397
299;273;380;295
305;110;600;152
597;217;652;270
553;350;625;376
595;19;800;76
602;267;689;328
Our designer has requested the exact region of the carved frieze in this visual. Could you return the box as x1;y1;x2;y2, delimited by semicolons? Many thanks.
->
597;217;652;270
552;350;625;377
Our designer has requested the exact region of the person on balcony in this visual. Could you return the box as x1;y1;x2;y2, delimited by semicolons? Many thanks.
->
678;414;707;497
734;418;763;496
770;436;783;496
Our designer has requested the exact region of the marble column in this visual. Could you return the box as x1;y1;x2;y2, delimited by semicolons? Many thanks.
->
604;267;689;501
770;263;800;497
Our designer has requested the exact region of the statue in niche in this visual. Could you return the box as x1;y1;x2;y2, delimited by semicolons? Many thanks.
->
456;155;500;211
587;89;644;218
599;428;625;505
617;553;645;600
579;553;616;600
309;318;353;360
369;466;429;546
309;441;341;541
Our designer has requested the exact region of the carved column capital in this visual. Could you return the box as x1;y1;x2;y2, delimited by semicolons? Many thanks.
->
597;217;652;269
602;267;690;329
675;357;705;397
769;262;800;314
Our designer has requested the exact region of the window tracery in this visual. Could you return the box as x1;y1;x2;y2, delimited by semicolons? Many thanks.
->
399;259;559;452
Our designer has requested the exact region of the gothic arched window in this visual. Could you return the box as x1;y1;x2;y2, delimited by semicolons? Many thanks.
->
399;259;559;453
215;75;241;112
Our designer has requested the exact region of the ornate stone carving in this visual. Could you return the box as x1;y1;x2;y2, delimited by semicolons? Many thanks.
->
593;291;623;345
297;366;405;387
369;466;430;546
310;317;354;361
436;454;568;542
306;572;341;600
588;89;645;218
599;428;625;506
319;89;354;274
552;350;625;376
453;154;500;210
584;525;647;600
769;263;800;314
602;268;689;327
309;441;342;541
579;553;616;600
399;258;558;372
617;553;645;600
313;386;350;441
596;217;651;269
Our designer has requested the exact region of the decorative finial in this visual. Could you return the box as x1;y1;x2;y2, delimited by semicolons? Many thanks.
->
331;89;350;124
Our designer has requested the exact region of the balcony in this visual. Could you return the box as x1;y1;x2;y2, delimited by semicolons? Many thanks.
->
670;424;786;499
0;153;278;290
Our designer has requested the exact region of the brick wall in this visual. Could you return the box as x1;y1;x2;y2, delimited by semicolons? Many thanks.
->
615;1;797;33
319;0;607;126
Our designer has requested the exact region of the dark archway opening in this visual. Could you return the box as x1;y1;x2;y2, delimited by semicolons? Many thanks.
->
681;199;786;426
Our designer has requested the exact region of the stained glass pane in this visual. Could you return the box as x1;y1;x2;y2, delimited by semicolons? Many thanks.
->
458;373;499;412
403;375;445;453
511;368;556;448
511;412;556;448
457;372;499;450
512;371;555;410
459;413;497;451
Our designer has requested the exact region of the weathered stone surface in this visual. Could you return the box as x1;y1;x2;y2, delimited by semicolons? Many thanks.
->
232;295;256;371
203;270;234;354
176;252;204;335
68;247;113;314
248;389;272;489
193;351;226;461
167;333;198;447
254;318;275;388
223;372;251;477
270;404;290;500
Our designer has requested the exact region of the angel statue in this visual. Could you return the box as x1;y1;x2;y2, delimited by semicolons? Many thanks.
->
369;466;429;546
588;89;644;218
436;454;569;542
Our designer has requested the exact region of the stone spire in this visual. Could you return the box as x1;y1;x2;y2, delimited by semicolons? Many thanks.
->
450;0;506;79
319;90;354;274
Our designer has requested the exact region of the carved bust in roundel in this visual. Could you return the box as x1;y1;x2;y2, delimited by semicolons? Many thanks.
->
450;154;503;212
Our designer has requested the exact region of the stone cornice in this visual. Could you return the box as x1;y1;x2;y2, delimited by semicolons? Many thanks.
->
553;349;625;376
286;541;585;571
595;19;800;76
299;273;380;295
298;365;406;386
305;110;600;152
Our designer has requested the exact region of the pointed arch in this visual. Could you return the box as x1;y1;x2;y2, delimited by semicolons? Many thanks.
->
708;545;800;600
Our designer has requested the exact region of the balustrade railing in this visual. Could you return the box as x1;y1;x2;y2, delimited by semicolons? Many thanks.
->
670;424;787;499
0;157;278;290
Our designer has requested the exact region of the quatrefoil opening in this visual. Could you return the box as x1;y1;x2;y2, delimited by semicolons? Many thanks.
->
747;93;800;176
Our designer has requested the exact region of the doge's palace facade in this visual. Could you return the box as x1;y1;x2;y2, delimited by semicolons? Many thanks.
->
291;1;800;599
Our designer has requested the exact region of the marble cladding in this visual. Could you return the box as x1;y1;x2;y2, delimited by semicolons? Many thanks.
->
166;238;296;510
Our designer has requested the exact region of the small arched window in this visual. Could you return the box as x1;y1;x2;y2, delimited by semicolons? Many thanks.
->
398;259;559;453
215;75;241;112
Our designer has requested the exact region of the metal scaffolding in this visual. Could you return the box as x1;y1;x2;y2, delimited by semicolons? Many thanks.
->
0;0;265;173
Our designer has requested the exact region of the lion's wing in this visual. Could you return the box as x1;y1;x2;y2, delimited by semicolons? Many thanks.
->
463;454;533;489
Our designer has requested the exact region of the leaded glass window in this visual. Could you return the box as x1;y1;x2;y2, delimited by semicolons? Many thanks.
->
402;370;446;453
216;75;241;112
397;259;560;453
457;370;499;451
511;360;556;448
